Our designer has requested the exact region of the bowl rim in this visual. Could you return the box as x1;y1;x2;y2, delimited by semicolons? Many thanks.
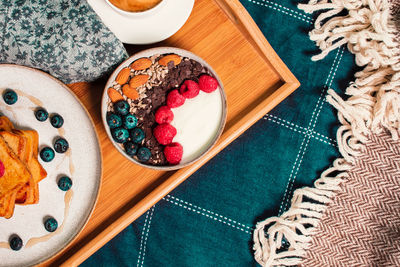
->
101;47;227;171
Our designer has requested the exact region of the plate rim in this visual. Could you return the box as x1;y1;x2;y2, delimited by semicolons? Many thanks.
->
0;63;103;267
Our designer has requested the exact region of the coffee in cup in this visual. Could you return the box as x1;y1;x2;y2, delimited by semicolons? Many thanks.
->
108;0;163;12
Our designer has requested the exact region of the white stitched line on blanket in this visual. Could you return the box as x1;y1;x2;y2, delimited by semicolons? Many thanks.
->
278;47;344;215
265;114;307;131
136;209;151;267
308;47;344;129
327;50;345;89
281;134;312;212
259;0;312;20
138;206;155;267
282;48;345;212
263;115;337;147
311;134;336;147
278;130;309;215
266;114;335;144
308;49;345;133
313;130;335;144
167;195;253;230
163;196;252;234
264;117;306;134
247;0;313;24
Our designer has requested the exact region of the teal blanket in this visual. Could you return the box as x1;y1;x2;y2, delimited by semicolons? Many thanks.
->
82;0;356;266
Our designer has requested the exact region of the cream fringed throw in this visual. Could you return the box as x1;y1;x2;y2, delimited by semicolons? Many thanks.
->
253;0;400;266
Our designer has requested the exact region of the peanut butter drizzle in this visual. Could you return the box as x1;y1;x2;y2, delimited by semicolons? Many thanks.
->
14;89;43;107
0;242;10;249
66;150;75;175
0;88;75;250
25;190;73;248
4;106;17;120
57;127;65;136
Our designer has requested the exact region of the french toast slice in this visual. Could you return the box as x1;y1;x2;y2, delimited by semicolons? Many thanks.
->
0;193;12;216
0;117;26;214
0;135;32;201
13;130;47;204
0;131;35;204
0;131;30;163
0;189;20;219
0;116;47;216
0;116;14;132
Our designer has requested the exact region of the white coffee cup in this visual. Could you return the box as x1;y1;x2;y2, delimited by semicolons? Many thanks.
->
105;0;168;17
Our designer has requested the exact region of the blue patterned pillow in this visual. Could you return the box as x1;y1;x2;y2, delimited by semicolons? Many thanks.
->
0;0;128;84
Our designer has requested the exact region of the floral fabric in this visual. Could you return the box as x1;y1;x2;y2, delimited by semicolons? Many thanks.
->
0;0;128;84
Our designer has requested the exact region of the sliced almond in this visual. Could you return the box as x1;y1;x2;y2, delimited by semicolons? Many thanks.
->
129;74;149;89
130;58;152;71
158;54;182;67
107;88;124;103
115;67;131;85
122;84;139;100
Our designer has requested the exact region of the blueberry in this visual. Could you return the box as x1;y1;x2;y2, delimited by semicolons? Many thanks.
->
123;114;137;130
111;127;129;143
124;141;138;156
54;138;69;153
130;128;145;143
137;147;151;162
3;89;18;105
9;235;23;251
58;176;72;191
44;217;58;232
114;100;129;116
106;112;122;129
40;147;55;162
35;108;49;122
50;114;64;128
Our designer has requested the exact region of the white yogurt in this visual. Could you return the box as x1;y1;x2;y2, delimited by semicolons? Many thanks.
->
170;89;223;164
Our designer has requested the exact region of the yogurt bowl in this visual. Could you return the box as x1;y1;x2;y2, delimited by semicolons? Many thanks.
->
101;47;227;170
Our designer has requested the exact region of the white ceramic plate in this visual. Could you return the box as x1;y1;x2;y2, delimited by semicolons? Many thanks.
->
0;65;102;266
87;0;195;44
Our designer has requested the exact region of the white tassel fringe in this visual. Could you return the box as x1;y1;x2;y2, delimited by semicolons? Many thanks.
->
253;0;400;266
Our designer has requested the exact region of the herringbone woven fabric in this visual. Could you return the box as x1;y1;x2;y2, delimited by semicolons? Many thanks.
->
301;132;400;266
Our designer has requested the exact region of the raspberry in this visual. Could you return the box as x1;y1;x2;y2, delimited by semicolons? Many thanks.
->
164;142;183;165
153;123;177;145
0;160;4;177
155;106;174;124
199;75;219;93
179;80;200;99
167;89;185;108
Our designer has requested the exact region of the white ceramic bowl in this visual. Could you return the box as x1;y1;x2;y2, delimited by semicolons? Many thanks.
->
101;47;227;170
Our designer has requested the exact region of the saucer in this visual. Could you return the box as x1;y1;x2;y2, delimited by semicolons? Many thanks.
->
87;0;195;44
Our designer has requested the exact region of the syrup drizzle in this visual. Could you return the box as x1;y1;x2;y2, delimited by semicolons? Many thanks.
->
54;150;75;176
58;127;65;136
13;89;43;107
25;190;73;248
0;242;9;249
0;89;74;250
4;106;17;120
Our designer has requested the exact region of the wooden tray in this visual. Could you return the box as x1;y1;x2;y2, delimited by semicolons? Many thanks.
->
43;0;299;265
